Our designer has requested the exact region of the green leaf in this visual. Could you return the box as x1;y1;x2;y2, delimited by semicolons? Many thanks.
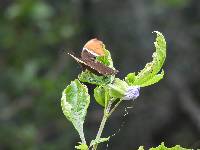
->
126;31;166;87
78;70;114;85
96;48;114;68
140;70;164;87
138;142;191;150
125;73;136;86
61;79;90;142
78;48;116;86
138;146;144;150
90;137;110;147
94;86;110;107
108;78;129;99
75;143;88;150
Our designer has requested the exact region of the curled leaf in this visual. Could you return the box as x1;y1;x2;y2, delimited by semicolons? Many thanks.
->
125;31;166;87
140;70;164;87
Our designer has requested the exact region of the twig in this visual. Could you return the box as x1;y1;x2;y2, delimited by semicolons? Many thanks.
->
108;99;123;117
92;99;113;150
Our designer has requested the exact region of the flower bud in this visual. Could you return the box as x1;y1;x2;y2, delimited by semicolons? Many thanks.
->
108;78;140;101
122;86;140;100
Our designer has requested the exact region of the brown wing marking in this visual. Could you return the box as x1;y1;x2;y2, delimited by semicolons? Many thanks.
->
83;59;118;76
81;49;96;60
68;53;118;76
68;53;86;64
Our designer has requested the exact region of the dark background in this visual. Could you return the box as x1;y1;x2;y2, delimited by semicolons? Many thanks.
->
0;0;200;149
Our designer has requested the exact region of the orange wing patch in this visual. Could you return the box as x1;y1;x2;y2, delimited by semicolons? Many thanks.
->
83;38;105;56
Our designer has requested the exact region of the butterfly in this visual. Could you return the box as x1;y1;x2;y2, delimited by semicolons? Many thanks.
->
68;38;118;76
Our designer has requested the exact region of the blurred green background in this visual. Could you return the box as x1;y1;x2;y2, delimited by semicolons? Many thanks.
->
0;0;200;149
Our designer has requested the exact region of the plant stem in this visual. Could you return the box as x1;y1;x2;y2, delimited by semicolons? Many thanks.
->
108;99;123;117
80;131;86;144
92;99;124;150
92;100;113;150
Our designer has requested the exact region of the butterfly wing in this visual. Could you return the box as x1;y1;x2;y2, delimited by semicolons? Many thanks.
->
84;59;118;76
68;53;118;76
68;53;86;64
81;49;96;60
83;39;105;56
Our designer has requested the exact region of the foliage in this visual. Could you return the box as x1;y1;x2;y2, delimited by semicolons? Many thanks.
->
78;70;114;85
108;78;129;99
96;47;114;68
125;31;166;87
61;31;166;149
75;143;89;150
138;142;191;150
61;79;90;144
94;86;110;107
